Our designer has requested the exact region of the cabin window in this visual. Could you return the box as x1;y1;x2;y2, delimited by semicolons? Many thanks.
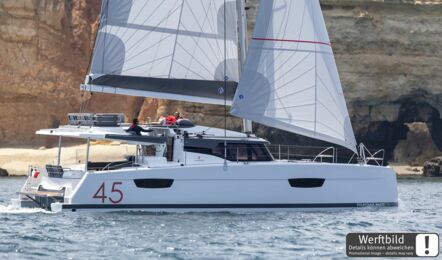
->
186;142;273;162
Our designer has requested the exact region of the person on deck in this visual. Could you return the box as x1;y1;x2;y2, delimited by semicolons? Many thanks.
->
165;115;177;125
174;111;183;120
125;118;151;135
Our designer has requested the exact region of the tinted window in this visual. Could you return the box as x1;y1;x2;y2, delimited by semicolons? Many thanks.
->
195;143;273;162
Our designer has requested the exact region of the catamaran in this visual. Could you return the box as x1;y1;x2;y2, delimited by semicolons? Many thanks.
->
14;0;397;212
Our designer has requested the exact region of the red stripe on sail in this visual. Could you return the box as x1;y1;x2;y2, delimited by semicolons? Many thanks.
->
252;38;331;46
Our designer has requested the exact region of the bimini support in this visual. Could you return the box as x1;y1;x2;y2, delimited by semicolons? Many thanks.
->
85;137;91;172
57;136;62;166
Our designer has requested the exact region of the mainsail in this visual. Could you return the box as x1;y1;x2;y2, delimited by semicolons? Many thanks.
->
82;0;239;105
230;0;357;152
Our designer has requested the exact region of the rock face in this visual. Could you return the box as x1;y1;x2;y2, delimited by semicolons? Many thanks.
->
0;0;143;147
393;123;440;165
423;156;442;177
0;168;8;177
0;0;441;163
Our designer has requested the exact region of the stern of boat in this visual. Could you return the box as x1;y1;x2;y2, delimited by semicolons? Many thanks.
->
16;165;84;211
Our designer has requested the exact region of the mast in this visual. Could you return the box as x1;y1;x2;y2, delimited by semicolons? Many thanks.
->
237;0;253;134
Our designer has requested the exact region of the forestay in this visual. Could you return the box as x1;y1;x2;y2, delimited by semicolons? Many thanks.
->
83;0;239;105
230;0;357;153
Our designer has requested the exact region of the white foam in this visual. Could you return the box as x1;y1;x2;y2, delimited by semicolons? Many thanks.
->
0;204;49;214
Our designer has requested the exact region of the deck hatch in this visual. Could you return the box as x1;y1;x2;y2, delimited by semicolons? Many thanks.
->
288;178;325;188
134;179;174;189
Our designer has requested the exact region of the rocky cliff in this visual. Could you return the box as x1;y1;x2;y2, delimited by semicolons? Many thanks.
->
0;0;143;147
0;0;441;163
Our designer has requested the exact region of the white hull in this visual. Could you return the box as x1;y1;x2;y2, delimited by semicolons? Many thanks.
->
18;161;398;212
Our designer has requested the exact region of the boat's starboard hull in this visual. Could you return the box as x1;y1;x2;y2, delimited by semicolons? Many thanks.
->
18;162;398;212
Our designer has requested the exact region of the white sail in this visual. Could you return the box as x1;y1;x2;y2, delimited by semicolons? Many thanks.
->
231;0;357;152
83;0;239;105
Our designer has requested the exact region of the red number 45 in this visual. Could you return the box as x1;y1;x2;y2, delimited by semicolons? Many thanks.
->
93;182;124;204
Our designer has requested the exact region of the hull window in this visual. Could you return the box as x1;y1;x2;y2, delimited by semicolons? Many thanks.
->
134;179;174;188
288;178;325;188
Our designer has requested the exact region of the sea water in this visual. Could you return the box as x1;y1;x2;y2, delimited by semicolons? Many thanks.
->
0;177;440;259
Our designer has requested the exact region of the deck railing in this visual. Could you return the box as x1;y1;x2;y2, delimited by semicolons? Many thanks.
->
266;144;386;166
266;144;338;163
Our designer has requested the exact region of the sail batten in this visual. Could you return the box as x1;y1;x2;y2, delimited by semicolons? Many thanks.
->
252;37;331;46
85;0;239;105
231;0;357;152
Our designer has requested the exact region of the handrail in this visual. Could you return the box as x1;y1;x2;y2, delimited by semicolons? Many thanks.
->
267;144;337;163
101;161;134;171
313;147;335;163
347;153;357;164
358;143;385;166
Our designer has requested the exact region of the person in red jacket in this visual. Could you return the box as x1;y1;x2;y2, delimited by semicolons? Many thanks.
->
165;115;177;125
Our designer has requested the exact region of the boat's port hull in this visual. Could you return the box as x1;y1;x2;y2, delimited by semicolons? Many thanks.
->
18;162;398;212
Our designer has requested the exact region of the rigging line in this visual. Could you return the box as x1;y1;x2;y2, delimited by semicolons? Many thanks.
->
83;92;93;113
224;0;227;167
79;92;84;113
168;0;185;78
202;116;229;133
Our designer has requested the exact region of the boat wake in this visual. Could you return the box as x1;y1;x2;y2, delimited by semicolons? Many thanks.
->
0;204;49;214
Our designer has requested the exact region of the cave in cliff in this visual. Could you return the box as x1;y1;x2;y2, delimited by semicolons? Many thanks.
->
0;0;441;165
